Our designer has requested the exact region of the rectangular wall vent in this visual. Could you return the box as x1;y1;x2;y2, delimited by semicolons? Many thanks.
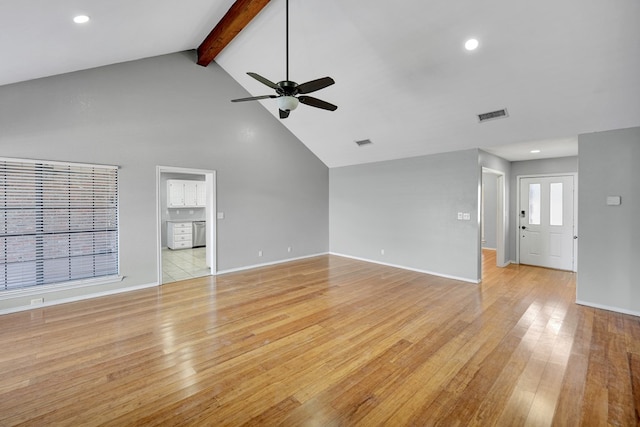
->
355;139;373;146
478;108;509;123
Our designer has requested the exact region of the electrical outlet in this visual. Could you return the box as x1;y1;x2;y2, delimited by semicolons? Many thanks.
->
463;213;471;220
457;212;463;220
258;250;263;257
287;246;292;253
381;249;385;255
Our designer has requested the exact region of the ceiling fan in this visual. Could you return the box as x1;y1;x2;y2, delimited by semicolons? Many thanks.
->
231;0;337;119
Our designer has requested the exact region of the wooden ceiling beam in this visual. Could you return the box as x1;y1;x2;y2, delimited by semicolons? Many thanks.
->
197;0;271;67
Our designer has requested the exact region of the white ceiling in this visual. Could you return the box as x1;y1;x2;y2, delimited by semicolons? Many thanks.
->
1;0;639;167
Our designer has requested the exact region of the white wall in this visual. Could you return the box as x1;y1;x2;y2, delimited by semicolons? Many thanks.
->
330;149;480;282
577;127;640;316
0;51;329;312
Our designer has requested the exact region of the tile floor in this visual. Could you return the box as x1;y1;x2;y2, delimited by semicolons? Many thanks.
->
162;247;210;283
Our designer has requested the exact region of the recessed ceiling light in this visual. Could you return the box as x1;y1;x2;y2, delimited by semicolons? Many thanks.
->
73;15;90;24
530;149;541;154
465;39;479;51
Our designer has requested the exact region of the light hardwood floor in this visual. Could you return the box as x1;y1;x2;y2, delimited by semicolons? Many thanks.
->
1;251;638;426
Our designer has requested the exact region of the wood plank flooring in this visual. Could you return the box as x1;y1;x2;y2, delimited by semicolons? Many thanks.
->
0;251;638;426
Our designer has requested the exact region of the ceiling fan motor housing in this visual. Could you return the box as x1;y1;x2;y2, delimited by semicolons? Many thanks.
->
276;80;299;96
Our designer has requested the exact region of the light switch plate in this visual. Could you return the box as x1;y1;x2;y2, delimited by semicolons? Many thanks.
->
457;212;463;220
606;196;621;206
217;212;224;219
463;213;471;220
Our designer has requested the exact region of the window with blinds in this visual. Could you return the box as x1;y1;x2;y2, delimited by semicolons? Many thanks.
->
0;158;118;291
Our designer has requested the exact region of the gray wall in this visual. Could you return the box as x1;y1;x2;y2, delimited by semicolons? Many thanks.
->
330;149;480;282
509;156;578;261
577;127;640;315
0;51;329;312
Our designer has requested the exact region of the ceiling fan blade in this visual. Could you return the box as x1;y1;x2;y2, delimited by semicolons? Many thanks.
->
298;96;338;111
231;94;277;102
297;77;335;94
279;109;290;119
247;72;279;89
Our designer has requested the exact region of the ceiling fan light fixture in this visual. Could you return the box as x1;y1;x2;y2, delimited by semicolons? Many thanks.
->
278;96;299;111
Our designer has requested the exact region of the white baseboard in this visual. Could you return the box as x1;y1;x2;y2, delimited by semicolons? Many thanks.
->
0;281;159;316
575;300;640;318
330;252;480;284
216;252;329;275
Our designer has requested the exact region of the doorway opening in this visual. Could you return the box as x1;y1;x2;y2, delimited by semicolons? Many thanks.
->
156;166;216;284
481;168;507;280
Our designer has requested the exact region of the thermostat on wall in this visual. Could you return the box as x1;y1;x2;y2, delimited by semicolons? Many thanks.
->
606;196;621;206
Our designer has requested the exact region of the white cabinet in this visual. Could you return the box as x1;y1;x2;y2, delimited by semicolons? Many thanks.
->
183;182;198;207
196;182;207;206
167;181;184;207
167;180;206;208
167;221;193;249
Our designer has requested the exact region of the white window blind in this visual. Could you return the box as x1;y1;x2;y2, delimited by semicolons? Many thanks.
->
0;158;118;291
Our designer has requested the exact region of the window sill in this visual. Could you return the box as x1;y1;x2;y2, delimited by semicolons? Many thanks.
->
0;275;124;299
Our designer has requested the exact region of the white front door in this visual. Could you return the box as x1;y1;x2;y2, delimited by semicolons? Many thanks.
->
519;176;575;270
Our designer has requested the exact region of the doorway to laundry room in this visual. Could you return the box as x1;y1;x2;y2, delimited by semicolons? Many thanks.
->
157;166;216;284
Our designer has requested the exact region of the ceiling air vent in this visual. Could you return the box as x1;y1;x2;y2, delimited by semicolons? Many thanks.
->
477;108;509;123
355;139;373;146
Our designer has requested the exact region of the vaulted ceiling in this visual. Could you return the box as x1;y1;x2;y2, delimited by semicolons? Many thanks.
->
1;0;638;167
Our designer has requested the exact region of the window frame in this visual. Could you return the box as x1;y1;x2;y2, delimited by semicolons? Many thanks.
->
0;157;121;297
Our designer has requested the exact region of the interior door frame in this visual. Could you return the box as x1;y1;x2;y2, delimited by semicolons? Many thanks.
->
480;168;508;280
515;172;578;272
156;166;217;284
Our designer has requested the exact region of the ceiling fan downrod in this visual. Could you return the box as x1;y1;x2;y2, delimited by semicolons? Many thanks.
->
285;0;289;82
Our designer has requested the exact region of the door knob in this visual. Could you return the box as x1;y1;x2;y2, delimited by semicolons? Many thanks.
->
521;226;527;230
